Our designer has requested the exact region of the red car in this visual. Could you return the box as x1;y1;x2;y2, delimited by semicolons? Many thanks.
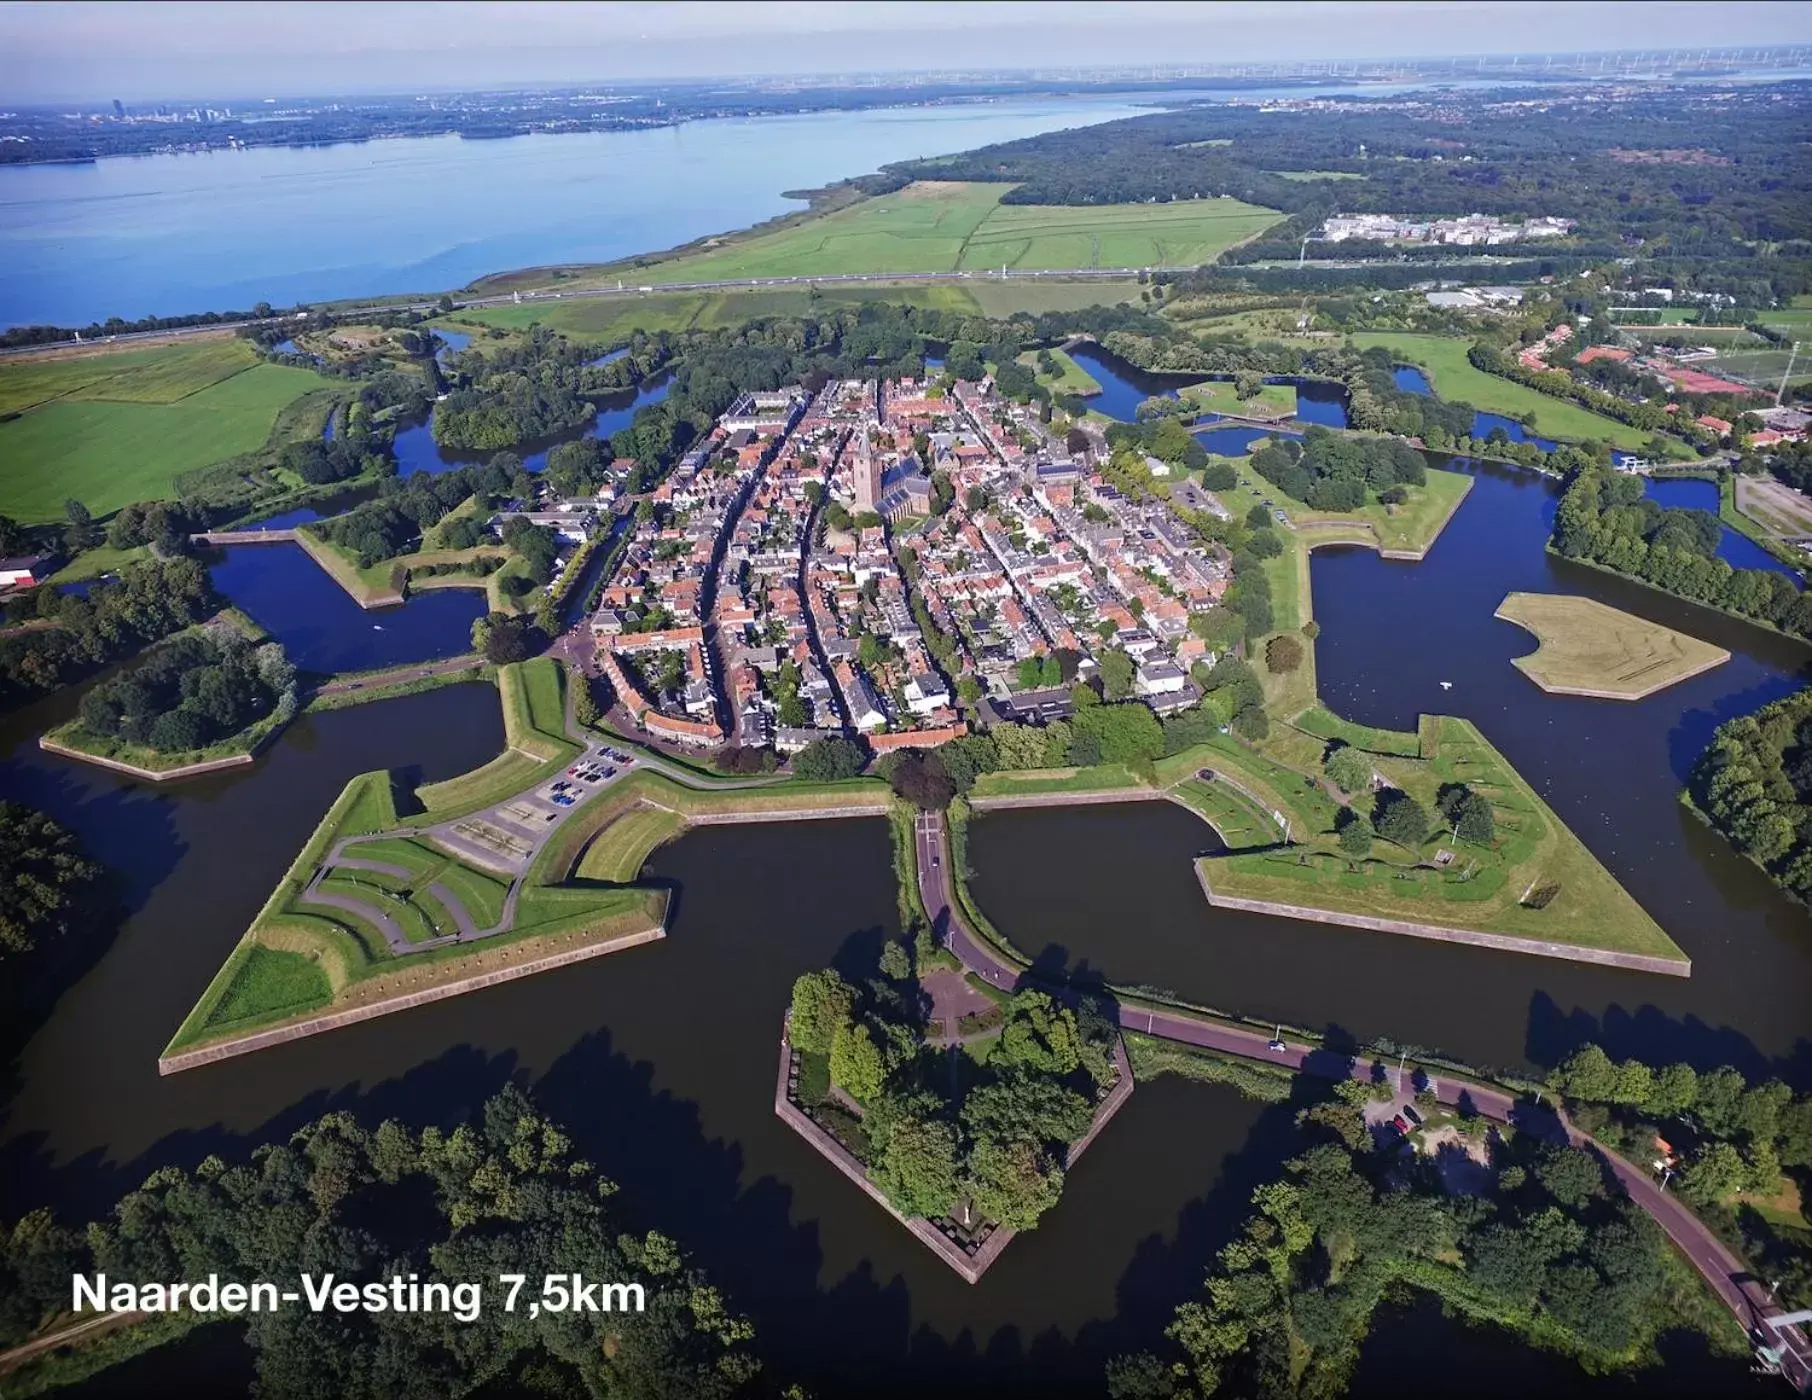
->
1391;1114;1411;1135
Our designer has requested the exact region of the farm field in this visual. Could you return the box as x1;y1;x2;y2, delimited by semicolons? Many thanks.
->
456;275;1146;341
0;344;329;521
1345;331;1656;451
1494;592;1729;700
617;181;1282;284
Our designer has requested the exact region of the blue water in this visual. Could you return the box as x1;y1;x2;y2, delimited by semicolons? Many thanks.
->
586;346;630;368
208;542;485;672
0;98;1162;328
393;372;671;477
1643;477;1802;583
434;327;472;363
1390;365;1559;449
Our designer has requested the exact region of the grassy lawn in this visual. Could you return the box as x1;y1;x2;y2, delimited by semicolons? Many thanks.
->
0;354;331;522
969;763;1145;799
1494;591;1729;699
1346;332;1655;452
202;946;334;1031
1023;347;1102;397
611;182;1281;283
164;748;667;1058
340;834;511;931
574;804;688;883
1180;379;1298;419
1168;777;1282;851
1201;715;1685;963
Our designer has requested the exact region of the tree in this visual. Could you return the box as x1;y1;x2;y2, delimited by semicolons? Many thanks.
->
791;736;866;782
871;1117;960;1220
480;614;528;664
1678;1142;1746;1207
829;1021;886;1103
886;750;956;810
1456;791;1496;845
1097;647;1135;701
63;499;97;554
878;940;912;981
0;803;103;960
1325;745;1373;794
965;1136;1063;1231
1336;808;1372;858
1372;790;1430;850
1265;634;1303;674
789;969;853;1054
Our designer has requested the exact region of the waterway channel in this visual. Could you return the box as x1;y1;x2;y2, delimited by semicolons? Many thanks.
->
1;340;1804;1396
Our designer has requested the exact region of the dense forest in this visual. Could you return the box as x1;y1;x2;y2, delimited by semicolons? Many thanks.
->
0;1087;764;1399
885;84;1812;258
1107;1110;1729;1400
1249;427;1427;511
1689;688;1812;905
789;942;1120;1232
0;556;218;711
1550;464;1812;639
1550;1042;1812;1308
0;802;102;965
74;626;297;754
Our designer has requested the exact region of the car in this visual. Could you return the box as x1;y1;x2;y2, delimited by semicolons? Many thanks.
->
1401;1104;1423;1127
601;767;616;779
931;855;940;868
1391;1115;1411;1135
553;794;575;807
568;767;580;776
1267;1038;1287;1053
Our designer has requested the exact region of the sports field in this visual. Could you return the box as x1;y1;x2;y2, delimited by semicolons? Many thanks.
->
629;181;1282;283
0;339;328;521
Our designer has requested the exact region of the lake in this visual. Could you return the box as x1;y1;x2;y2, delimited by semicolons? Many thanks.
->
0;97;1162;328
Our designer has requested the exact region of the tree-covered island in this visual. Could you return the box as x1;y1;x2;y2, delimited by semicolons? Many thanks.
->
784;934;1128;1270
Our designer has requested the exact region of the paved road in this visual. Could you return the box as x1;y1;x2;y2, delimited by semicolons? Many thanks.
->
913;808;1812;1388
0;266;1182;360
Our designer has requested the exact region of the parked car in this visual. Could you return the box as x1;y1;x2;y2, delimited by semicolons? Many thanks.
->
1401;1104;1423;1126
1391;1115;1411;1135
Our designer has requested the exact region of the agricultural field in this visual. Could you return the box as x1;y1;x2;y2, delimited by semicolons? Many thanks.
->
0;338;330;521
1494;592;1729;700
457;276;1147;341
616;181;1281;283
1345;331;1656;451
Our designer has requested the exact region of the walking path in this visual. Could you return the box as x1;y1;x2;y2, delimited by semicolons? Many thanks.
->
911;807;1812;1388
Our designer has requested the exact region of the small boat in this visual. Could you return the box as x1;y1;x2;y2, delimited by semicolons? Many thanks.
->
372;624;385;631
1439;680;1453;690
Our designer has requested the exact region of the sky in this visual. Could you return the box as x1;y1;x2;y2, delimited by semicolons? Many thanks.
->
2;0;1810;103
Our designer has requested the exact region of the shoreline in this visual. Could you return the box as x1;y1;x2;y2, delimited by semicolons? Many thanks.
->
1194;861;1691;976
157;921;665;1075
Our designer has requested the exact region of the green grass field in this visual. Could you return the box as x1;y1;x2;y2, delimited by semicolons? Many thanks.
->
0;337;259;415
1180;379;1298;419
1346;332;1656;452
618;182;1281;283
0;347;330;521
574;805;688;884
1202;715;1685;962
1023;347;1102;397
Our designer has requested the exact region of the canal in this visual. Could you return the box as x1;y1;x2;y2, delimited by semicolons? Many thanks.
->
1;343;1803;1396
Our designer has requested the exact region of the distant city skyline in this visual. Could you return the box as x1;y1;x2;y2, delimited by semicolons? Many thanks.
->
3;1;1811;103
